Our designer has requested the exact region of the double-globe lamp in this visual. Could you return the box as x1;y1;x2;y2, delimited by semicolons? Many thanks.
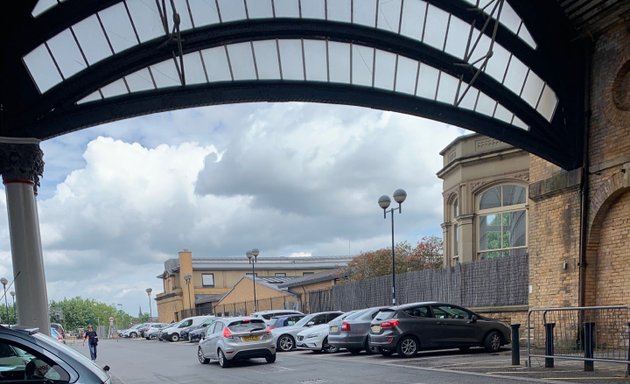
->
378;189;407;306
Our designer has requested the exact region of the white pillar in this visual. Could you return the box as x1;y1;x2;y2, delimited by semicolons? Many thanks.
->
0;138;50;334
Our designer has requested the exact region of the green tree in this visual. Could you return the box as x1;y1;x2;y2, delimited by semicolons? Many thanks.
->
49;297;133;334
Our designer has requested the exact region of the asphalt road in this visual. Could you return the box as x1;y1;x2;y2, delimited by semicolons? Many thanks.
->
68;338;584;384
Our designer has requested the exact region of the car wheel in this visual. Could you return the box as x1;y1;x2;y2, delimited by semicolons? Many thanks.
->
130;332;137;338
396;336;419;358
277;335;295;351
170;334;180;342
218;350;230;368
484;331;502;352
321;338;339;353
197;347;209;364
265;354;276;364
379;348;394;356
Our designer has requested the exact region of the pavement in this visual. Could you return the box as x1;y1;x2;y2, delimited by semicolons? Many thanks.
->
393;348;630;384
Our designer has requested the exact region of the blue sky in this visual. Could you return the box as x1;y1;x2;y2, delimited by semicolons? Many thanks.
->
0;102;466;315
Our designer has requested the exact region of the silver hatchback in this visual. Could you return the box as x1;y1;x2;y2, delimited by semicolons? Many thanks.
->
197;317;276;368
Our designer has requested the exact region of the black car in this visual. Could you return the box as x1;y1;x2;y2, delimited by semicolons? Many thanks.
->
0;325;111;382
186;317;217;342
368;302;511;358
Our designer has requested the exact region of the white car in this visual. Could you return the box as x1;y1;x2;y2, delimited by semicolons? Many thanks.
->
120;323;146;338
160;316;213;342
296;310;360;353
271;311;342;352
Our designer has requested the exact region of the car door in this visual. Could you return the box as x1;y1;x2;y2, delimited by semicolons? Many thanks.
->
201;322;223;359
429;304;479;347
398;305;442;348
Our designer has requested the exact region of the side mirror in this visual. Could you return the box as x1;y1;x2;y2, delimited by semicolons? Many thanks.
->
468;315;478;324
306;321;315;327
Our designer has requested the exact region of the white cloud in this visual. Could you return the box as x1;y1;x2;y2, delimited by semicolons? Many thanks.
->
1;102;467;314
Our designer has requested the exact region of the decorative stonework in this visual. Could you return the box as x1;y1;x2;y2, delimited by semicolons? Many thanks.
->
469;172;529;195
0;142;45;193
474;137;501;151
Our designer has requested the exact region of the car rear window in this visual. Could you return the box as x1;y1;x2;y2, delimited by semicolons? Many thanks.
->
228;320;267;332
373;310;395;321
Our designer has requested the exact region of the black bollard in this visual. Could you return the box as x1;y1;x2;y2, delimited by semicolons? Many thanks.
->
511;323;520;365
626;322;629;376
583;322;595;372
545;322;555;368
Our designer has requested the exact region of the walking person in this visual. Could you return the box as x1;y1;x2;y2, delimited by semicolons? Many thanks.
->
82;325;98;360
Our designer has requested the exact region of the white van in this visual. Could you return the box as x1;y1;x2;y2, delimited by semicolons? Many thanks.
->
160;315;213;342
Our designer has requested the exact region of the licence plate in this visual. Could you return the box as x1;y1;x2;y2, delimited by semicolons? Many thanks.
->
330;326;339;333
241;335;261;342
371;325;381;333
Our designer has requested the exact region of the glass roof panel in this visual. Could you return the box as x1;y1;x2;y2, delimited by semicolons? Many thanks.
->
227;42;257;80
459;88;479;111
499;2;523;37
47;29;87;79
273;0;300;18
484;44;510;84
301;0;326;20
512;115;528;130
182;52;208;84
395;55;418;95
99;3;139;53
494;103;513;124
188;0;221;26
436;72;458;104
72;16;113;65
32;0;57;17
521;70;544;109
23;44;63;93
377;0;402;34
416;63;439;100
246;0;274;19
252;40;281;80
201;47;232;81
173;0;194;30
217;0;247;23
475;91;497;117
444;16;469;59
303;40;327;81
423;5;449;51
466;30;491;66
127;0;166;43
278;40;304;80
328;41;351;83
328;0;351;23
77;91;103;105
537;85;558;122
503;55;528;95
150;59;182;87
462;0;536;49
399;0;426;41
353;0;377;28
125;68;156;92
351;45;374;87
518;26;536;49
101;79;129;98
374;50;396;91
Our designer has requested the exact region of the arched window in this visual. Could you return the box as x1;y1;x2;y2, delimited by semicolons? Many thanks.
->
477;184;527;260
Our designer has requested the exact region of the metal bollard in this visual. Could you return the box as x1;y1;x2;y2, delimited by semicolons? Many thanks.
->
511;323;520;365
545;322;555;368
626;322;629;376
583;322;595;372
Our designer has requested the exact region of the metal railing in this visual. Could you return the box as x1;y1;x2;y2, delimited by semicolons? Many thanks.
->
527;305;630;372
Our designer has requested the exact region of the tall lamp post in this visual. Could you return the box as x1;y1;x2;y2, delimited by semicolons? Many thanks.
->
0;278;8;323
184;274;192;317
378;189;407;306
9;291;15;324
146;288;153;320
246;249;260;313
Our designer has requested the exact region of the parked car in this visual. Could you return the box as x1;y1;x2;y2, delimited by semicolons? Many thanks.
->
137;322;163;338
296;310;361;353
120;323;146;338
160;316;213;342
271;311;343;352
50;323;66;339
268;314;306;330
187;317;217;342
0;325;111;383
328;306;389;354
197;317;276;368
50;327;64;343
368;302;511;358
250;310;304;323
181;316;216;341
144;323;169;340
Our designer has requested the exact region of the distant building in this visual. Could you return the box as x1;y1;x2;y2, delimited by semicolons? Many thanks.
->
155;249;350;322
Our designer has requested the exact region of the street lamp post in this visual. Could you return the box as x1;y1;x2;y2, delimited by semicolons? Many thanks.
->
0;278;8;323
184;274;192;317
378;189;407;306
246;249;260;313
9;291;15;324
146;288;153;320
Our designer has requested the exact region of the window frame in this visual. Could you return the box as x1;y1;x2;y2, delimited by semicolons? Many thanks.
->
201;273;215;287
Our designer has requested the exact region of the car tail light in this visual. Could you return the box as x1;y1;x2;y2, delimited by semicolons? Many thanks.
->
341;321;351;332
266;325;271;334
380;320;400;329
223;327;233;339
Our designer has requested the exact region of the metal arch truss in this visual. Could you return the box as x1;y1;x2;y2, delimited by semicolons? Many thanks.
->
1;0;586;170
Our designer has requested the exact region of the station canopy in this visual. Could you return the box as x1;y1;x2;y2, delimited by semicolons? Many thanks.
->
2;0;629;170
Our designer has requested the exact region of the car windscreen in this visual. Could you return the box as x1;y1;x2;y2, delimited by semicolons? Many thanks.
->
294;314;315;327
227;320;267;333
373;310;395;321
